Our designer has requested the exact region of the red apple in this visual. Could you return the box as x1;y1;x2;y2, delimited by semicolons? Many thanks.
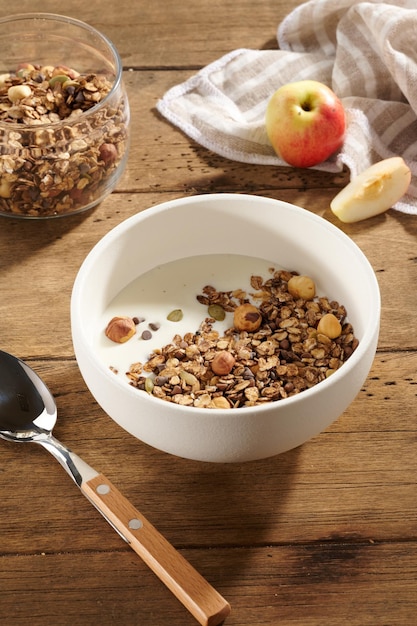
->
265;80;345;168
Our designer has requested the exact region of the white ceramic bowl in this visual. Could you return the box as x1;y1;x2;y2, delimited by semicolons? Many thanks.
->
71;193;380;462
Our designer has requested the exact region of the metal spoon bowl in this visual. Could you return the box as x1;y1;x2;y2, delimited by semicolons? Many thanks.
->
0;350;230;626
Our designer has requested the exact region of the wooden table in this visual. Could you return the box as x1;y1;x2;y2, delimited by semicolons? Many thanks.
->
1;1;416;624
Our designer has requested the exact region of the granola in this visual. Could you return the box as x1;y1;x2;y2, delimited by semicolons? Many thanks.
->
0;64;129;217
126;269;359;409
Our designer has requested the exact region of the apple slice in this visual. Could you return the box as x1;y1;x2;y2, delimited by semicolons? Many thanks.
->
330;157;411;223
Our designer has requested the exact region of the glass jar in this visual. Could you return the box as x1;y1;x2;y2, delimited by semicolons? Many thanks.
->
0;13;130;218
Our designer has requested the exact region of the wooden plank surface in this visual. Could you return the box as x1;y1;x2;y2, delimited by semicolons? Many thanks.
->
1;0;417;625
0;0;285;68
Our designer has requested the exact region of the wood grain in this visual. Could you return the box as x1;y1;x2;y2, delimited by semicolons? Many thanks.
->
82;473;231;626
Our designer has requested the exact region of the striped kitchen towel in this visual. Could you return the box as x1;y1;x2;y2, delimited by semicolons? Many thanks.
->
157;0;417;214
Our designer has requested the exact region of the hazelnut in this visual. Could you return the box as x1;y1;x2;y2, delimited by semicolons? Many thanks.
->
99;142;118;166
17;62;35;72
233;303;262;332
317;313;342;339
211;351;235;375
52;64;80;79
105;316;136;343
287;275;316;300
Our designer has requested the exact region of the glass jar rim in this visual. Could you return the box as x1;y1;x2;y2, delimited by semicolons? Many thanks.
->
0;12;123;130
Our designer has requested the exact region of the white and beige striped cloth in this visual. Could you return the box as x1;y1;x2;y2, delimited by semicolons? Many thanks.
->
157;0;417;214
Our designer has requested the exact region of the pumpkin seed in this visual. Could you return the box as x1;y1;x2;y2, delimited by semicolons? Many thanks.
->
179;370;200;390
167;309;183;322
49;74;70;86
208;303;226;321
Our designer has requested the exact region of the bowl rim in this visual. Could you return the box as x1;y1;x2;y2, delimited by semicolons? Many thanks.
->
71;192;381;415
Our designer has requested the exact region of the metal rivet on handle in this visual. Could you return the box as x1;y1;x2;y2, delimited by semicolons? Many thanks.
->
128;518;143;530
96;483;111;495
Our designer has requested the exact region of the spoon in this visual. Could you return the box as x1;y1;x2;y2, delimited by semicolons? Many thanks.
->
0;350;230;626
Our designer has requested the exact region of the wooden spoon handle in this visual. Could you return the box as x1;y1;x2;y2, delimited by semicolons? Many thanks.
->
82;473;230;626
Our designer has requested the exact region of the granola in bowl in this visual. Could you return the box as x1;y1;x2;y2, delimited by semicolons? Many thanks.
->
125;268;358;408
100;255;359;410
